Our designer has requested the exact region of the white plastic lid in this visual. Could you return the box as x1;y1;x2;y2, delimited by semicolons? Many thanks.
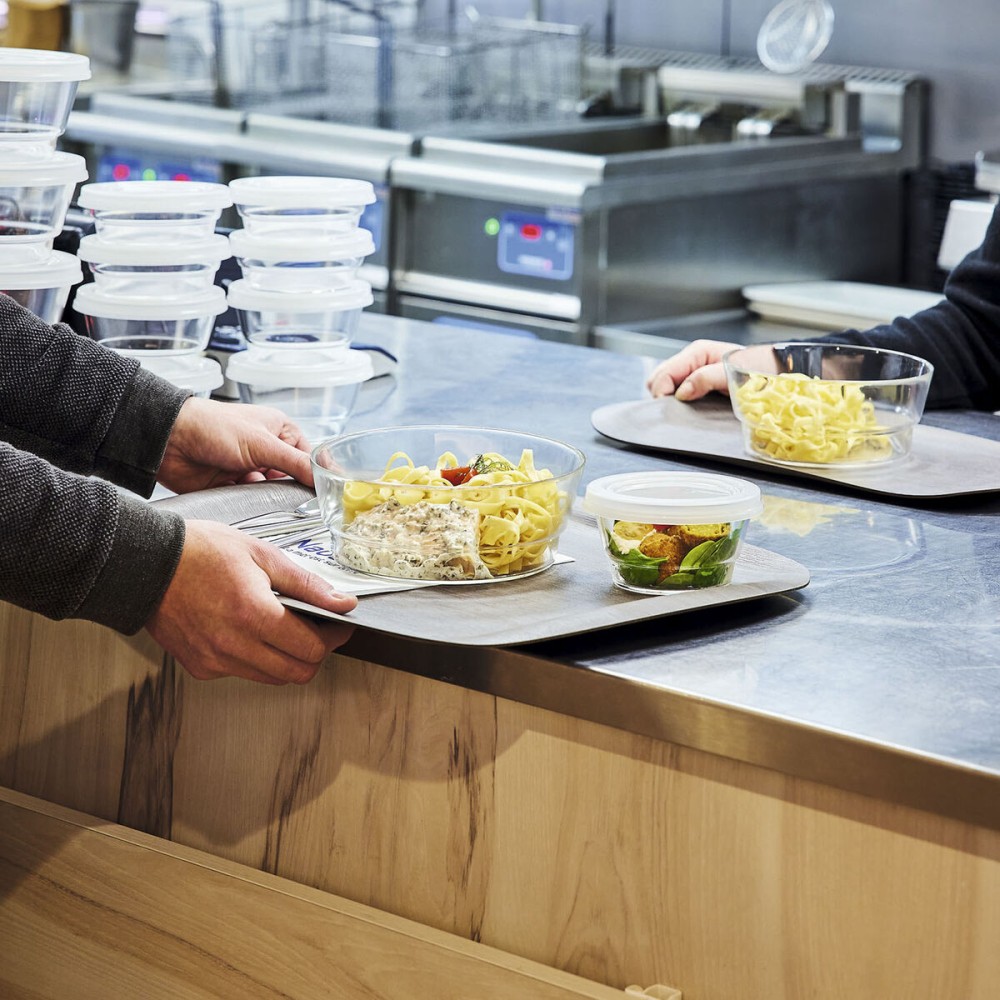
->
225;277;373;311
227;344;374;387
229;176;376;208
583;472;763;525
757;0;834;74
229;227;375;262
0;250;82;288
73;283;227;320
77;180;234;212
135;354;224;394
0;150;88;185
0;48;91;83
78;232;232;265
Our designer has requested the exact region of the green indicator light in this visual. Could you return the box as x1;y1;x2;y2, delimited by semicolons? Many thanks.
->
141;168;157;181
484;217;500;237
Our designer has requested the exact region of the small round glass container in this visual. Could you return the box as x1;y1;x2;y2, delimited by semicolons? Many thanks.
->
0;150;88;242
74;284;227;354
77;180;233;242
77;233;231;298
229;227;375;291
228;176;376;235
583;471;763;594
227;344;374;438
0;250;82;324
129;353;224;399
226;278;372;349
0;48;91;145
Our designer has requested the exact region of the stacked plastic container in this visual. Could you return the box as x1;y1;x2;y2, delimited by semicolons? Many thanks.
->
225;176;378;438
0;48;89;323
73;179;234;397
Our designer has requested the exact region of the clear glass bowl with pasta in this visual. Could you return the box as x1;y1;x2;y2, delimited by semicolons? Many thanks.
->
311;425;586;583
723;342;933;468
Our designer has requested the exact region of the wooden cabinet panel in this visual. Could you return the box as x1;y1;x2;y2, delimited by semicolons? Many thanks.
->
0;789;632;1000
2;604;999;999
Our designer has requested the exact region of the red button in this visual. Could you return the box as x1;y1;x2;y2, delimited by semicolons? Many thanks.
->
521;223;542;240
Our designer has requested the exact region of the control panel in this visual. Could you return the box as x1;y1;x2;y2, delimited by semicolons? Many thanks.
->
495;210;575;281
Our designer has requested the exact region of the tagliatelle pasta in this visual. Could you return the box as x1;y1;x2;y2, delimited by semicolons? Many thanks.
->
342;449;569;575
733;372;893;464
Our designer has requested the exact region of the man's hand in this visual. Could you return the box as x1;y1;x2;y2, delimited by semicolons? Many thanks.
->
147;520;357;685
646;339;739;400
158;398;314;494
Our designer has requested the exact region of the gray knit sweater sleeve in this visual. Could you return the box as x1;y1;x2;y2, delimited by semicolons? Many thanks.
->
1;294;189;634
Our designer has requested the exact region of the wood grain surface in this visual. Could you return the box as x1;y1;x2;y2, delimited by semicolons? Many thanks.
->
0;788;629;999
2;601;999;999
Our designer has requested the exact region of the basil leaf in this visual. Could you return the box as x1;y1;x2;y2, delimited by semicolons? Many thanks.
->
679;538;720;570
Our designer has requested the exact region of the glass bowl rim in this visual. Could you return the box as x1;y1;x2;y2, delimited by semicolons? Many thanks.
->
311;423;587;488
722;341;935;385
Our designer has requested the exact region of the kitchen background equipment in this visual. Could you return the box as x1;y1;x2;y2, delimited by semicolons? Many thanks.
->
390;53;926;348
60;5;927;357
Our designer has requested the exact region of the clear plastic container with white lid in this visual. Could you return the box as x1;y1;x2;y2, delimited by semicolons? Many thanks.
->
229;227;375;291
0;249;83;324
0;48;91;147
0;150;88;242
74;283;227;354
77;232;231;297
227;277;373;348
227;344;374;438
583;471;763;594
125;353;224;398
228;176;376;235
77;180;234;242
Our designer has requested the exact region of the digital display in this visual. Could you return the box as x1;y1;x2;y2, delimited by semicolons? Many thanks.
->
496;211;574;281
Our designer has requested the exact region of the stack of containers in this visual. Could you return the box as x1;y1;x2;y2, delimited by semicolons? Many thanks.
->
73;179;234;398
0;48;89;323
225;176;378;438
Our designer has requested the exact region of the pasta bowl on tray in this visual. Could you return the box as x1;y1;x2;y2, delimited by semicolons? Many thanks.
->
311;425;586;583
723;342;933;468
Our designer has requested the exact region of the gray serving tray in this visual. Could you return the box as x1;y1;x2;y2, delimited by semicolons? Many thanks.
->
279;513;810;647
592;397;1000;499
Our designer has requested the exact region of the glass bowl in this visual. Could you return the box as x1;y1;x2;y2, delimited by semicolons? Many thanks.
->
228;176;376;236
312;425;586;583
229;228;374;292
0;48;91;144
723;342;934;467
0;150;88;242
74;284;227;354
583;471;762;594
227;278;372;349
227;345;374;439
78;233;231;298
0;249;82;323
77;180;233;242
124;353;224;399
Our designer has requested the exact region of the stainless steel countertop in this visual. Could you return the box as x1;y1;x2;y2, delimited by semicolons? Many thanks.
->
224;312;1000;828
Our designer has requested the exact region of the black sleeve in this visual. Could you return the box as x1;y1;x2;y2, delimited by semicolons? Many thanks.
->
823;205;1000;411
0;293;190;496
0;440;185;634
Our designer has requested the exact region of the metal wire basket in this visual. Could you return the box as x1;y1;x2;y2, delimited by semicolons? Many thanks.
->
166;1;584;128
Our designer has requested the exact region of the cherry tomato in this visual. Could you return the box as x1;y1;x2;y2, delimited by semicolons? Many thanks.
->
441;466;473;485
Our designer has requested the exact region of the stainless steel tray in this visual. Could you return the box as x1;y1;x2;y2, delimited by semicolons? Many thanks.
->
279;512;810;646
592;397;1000;499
